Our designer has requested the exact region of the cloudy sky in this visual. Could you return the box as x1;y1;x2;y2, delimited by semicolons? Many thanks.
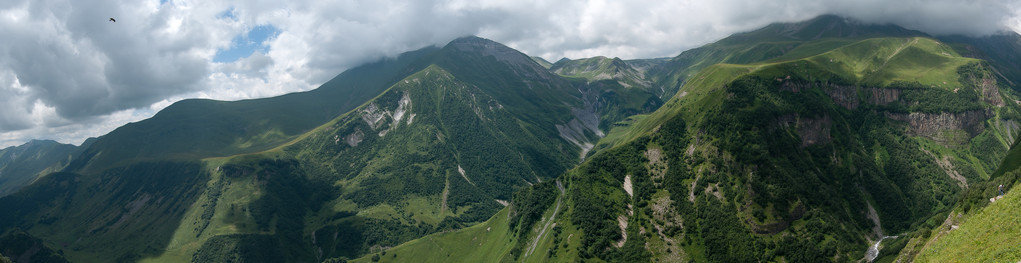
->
1;0;1020;148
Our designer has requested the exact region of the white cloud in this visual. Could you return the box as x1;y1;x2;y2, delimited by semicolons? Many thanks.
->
1;0;1020;148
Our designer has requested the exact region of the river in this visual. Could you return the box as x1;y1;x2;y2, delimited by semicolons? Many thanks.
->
865;235;897;262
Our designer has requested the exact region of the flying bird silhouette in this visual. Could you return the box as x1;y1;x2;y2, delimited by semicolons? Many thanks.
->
109;18;116;22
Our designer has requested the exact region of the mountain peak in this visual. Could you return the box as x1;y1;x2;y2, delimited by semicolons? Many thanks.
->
444;36;537;67
722;14;927;44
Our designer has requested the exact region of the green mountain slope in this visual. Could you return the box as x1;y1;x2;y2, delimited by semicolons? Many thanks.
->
645;14;928;100
912;177;1020;262
67;46;439;173
0;140;84;197
892;135;1021;262
551;56;653;90
563;35;1019;262
3;14;1021;263
940;33;1021;90
0;36;656;262
360;16;1021;263
549;56;664;137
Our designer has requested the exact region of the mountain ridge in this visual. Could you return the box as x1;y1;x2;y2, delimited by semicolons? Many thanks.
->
2;14;1021;263
343;15;1021;263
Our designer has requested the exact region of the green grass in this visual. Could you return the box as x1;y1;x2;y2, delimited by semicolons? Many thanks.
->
350;208;517;263
914;187;1021;262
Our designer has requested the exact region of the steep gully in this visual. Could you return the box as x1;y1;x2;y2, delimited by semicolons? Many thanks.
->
524;180;565;257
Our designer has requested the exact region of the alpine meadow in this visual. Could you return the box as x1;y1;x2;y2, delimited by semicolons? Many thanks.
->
3;12;1021;263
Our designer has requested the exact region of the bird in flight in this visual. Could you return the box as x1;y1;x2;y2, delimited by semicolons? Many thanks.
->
109;18;116;22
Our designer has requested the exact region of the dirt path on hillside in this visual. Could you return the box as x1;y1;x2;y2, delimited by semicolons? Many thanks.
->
525;180;565;257
440;175;450;214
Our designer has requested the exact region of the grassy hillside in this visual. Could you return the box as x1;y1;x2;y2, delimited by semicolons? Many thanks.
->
645;14;928;100
388;19;1021;263
4;15;1021;263
346;180;568;263
897;135;1021;262
67;46;440;173
263;16;1021;263
0;162;210;262
581;31;1020;261
348;208;517;263
0;36;629;262
913;177;1021;262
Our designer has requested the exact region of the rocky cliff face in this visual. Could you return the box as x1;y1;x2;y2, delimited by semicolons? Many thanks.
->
979;77;1004;107
792;79;999;146
886;110;988;144
798;115;833;147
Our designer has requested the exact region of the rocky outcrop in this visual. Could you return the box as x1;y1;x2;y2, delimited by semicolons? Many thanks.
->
344;129;364;147
780;81;900;110
556;83;606;159
798;115;833;147
778;80;996;146
775;113;833;147
359;92;414;137
979;78;1005;107
823;85;860;110
994;118;1021;143
866;87;901;106
886;110;988;144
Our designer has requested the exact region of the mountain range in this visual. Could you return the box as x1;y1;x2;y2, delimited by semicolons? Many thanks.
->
1;14;1020;262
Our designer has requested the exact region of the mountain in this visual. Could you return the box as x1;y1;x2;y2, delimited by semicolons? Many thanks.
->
557;19;1021;262
645;14;929;100
4;14;1021;263
550;56;653;90
0;139;86;197
0;36;661;262
350;15;1021;263
549;56;664;135
67;46;440;173
939;33;1021;89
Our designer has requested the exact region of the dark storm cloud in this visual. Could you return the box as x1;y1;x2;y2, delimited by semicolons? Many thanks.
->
826;0;1020;36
